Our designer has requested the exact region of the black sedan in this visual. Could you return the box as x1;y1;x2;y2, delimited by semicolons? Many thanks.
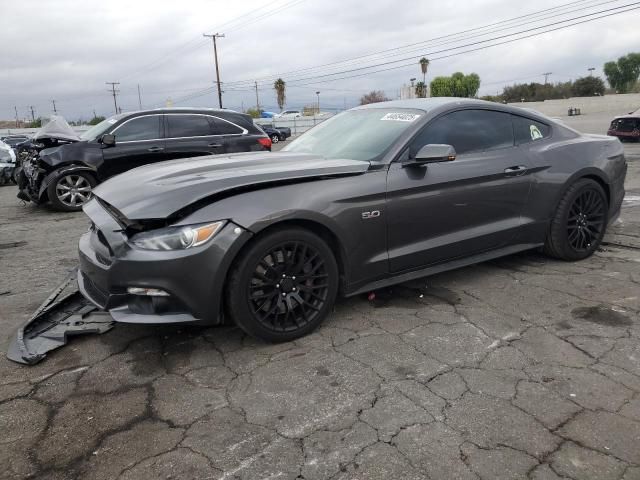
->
258;124;290;143
77;98;626;342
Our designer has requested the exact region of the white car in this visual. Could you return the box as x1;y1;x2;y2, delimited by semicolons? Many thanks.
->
0;139;17;185
274;110;301;118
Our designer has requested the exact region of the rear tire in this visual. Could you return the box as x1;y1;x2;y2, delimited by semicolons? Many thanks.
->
271;134;280;144
47;170;96;212
226;227;339;342
544;178;608;261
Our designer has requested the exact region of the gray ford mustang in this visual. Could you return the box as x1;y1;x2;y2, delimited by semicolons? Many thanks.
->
78;98;627;342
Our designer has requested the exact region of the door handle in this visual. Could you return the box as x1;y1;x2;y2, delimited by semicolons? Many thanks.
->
504;165;527;176
147;146;164;152
208;143;224;148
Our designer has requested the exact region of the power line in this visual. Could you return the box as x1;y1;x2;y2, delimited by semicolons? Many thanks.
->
56;0;637;111
223;0;619;87
238;1;640;89
260;3;640;91
119;0;307;81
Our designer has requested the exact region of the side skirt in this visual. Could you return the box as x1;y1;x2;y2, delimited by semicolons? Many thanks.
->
345;243;543;297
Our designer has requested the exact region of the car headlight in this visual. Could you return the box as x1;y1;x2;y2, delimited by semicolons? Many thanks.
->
130;221;224;250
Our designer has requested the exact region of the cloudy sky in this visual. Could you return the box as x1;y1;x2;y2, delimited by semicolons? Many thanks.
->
0;0;638;121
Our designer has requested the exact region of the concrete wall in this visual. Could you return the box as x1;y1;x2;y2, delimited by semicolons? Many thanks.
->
508;93;640;118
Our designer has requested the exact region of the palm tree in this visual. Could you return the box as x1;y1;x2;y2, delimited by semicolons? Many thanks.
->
419;57;430;85
274;78;286;111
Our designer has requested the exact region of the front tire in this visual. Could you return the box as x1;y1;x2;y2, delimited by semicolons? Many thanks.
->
544;178;608;261
47;171;96;212
226;227;339;342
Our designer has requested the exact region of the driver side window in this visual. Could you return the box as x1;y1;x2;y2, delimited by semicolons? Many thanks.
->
410;109;514;156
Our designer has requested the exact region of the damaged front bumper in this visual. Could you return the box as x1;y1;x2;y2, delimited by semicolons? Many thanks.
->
6;270;114;365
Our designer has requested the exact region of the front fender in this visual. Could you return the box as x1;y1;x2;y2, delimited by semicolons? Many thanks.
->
175;171;390;290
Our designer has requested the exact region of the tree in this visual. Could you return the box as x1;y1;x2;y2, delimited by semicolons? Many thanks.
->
359;90;389;105
245;107;262;118
572;76;605;97
501;81;573;102
604;53;640;93
419;57;430;85
415;81;427;98
430;72;480;97
273;78;286;110
88;115;106;125
28;118;42;128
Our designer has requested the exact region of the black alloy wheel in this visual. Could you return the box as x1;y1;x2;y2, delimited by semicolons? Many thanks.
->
566;188;606;252
544;178;608;260
227;228;338;342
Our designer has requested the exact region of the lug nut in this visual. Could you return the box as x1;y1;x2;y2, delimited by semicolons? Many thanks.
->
276;284;280;288
282;293;287;297
292;276;296;280
292;287;297;291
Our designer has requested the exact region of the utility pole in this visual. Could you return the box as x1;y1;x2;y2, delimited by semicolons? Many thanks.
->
203;33;225;108
93;109;97;119
588;67;595;76
316;91;320;114
106;82;120;114
51;100;57;114
137;84;142;110
14;106;19;127
29;106;35;123
542;72;552;85
254;81;260;111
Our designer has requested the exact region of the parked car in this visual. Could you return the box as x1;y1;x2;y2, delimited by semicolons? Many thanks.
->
274;110;301;118
0;139;17;185
77;98;626;343
17;108;271;211
257;124;290;143
607;115;639;141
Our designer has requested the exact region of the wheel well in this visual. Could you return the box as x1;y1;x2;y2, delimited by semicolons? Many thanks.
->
227;219;348;291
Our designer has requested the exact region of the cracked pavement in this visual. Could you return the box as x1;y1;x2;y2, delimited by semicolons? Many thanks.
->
1;142;639;480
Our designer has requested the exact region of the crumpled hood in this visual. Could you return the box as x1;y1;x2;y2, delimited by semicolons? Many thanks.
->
39;141;87;166
92;152;370;220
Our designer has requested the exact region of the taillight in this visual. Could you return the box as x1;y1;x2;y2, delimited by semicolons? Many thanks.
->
258;137;272;149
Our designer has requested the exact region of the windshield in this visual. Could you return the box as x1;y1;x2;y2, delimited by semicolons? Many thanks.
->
282;108;423;161
80;114;125;141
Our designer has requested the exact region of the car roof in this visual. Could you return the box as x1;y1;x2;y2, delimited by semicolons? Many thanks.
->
612;114;640;120
354;97;499;112
354;97;557;123
125;107;240;116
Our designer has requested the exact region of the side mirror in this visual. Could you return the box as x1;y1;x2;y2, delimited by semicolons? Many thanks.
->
404;144;456;167
100;134;116;147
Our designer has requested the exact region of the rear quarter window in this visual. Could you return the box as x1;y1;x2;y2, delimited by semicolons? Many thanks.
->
211;117;245;135
512;115;551;145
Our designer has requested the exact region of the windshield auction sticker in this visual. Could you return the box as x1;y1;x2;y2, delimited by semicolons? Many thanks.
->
380;113;421;122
